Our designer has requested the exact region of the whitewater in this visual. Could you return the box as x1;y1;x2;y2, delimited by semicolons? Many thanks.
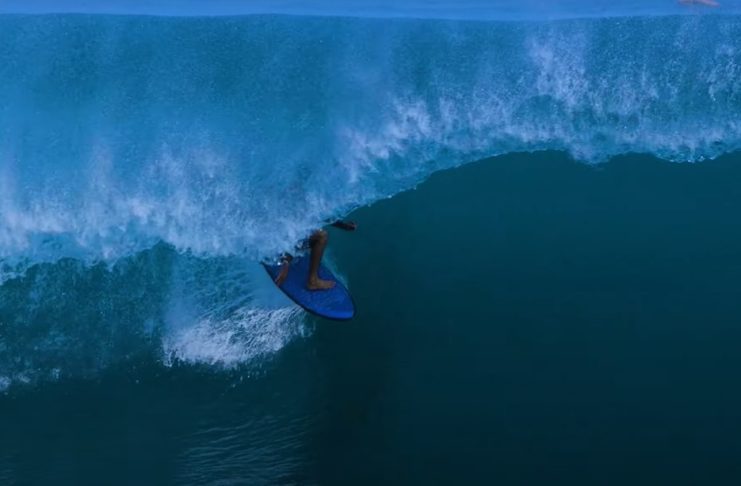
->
1;13;739;266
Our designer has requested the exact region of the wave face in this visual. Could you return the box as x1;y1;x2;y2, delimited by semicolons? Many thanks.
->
0;14;740;265
0;243;307;391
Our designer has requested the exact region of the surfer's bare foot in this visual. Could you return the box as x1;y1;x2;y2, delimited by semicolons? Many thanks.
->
305;229;334;290
307;277;335;290
275;269;288;286
274;255;292;285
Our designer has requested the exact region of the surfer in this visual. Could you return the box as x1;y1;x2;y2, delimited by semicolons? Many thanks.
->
273;221;357;290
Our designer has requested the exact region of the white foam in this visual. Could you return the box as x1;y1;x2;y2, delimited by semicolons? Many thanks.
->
1;14;739;268
162;306;306;368
159;256;308;369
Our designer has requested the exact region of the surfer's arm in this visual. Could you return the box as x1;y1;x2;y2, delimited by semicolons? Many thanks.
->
274;254;293;285
330;220;357;231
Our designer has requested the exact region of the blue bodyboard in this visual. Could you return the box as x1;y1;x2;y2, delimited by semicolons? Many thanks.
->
263;257;355;321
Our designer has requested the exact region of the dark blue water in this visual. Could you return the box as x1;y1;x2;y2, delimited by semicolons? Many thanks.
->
1;9;741;485
3;151;741;484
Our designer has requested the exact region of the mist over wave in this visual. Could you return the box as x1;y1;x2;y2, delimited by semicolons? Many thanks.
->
0;14;739;265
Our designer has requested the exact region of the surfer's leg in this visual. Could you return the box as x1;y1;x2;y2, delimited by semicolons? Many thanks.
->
307;229;335;290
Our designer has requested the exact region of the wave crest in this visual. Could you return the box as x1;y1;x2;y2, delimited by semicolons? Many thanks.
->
0;14;739;264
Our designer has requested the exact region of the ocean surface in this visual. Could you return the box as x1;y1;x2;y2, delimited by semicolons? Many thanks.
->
1;5;741;484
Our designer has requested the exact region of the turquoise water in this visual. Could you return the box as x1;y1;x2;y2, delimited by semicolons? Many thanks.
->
1;9;741;484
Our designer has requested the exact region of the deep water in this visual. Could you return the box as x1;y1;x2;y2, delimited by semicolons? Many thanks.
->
2;151;741;484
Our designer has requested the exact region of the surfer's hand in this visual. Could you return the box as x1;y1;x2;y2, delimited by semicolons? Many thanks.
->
332;220;357;231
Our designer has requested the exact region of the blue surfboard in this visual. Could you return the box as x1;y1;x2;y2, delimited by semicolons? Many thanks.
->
263;257;355;321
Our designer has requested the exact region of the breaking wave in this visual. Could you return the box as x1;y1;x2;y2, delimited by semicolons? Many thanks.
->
0;13;738;264
0;12;739;389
